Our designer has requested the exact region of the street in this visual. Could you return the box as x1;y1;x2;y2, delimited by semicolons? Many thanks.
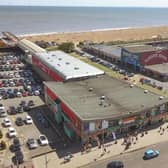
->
81;140;168;168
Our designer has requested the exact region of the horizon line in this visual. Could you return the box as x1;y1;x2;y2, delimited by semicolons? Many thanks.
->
0;5;168;8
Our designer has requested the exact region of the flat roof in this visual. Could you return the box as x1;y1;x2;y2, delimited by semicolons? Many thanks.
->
18;39;46;53
35;51;104;80
44;75;168;121
85;44;121;58
123;44;167;53
145;63;168;74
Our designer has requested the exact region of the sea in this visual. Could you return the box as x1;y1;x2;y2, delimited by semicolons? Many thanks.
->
0;6;168;36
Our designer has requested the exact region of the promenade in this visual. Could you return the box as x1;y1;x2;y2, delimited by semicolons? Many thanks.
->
32;122;168;168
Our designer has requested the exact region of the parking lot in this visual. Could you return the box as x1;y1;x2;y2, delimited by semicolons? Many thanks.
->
0;53;66;167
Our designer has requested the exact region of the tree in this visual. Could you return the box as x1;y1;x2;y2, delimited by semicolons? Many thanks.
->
0;130;3;139
58;42;75;53
0;140;6;150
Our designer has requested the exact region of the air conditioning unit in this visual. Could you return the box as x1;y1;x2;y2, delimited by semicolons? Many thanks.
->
130;84;134;88
100;95;105;100
144;90;148;94
159;96;164;100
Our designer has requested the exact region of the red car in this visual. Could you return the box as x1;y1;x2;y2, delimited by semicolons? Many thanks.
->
22;92;28;97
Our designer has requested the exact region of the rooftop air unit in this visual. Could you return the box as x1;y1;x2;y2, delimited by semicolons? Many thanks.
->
159;96;164;100
144;90;148;94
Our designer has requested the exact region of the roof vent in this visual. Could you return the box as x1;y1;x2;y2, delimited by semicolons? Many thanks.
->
89;88;93;92
159;96;164;100
74;67;79;70
100;95;105;100
57;64;61;66
144;90;148;94
58;58;62;60
66;62;70;65
52;54;56;57
47;57;50;59
130;84;134;88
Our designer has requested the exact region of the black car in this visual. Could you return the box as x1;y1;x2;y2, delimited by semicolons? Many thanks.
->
107;161;124;168
8;106;17;115
15;117;24;126
17;106;24;113
12;151;24;164
28;100;34;106
10;144;21;153
19;100;26;107
23;106;30;112
13;138;21;147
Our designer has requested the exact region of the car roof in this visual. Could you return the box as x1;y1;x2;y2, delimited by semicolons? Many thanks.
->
4;118;10;121
108;161;124;166
9;127;15;131
145;149;154;154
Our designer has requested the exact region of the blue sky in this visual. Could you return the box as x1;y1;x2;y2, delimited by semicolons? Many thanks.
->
1;0;168;7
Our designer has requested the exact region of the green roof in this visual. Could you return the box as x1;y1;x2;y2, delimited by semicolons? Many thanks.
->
44;75;168;121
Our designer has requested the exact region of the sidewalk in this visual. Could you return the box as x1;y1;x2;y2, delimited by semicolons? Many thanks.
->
32;122;168;168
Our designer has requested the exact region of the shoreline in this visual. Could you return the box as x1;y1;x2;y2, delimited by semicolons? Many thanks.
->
20;25;168;43
19;25;165;37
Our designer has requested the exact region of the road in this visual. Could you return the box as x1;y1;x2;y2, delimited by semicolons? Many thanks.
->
81;140;168;168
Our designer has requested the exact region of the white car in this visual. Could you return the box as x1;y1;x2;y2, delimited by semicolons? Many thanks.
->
34;90;40;96
39;134;49;146
3;118;12;127
25;115;33;124
8;127;17;138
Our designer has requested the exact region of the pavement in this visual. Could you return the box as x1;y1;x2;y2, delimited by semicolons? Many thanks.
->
81;140;168;168
32;122;168;168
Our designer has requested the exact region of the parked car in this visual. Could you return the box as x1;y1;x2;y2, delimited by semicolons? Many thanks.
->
8;127;17;138
8;106;17;115
0;106;7;117
27;138;38;149
12;151;24;164
28;100;34;106
3;118;12;127
13;138;21;147
39;134;49;146
143;149;159;160
17;106;24;113
25;115;33;124
107;161;124;168
15;117;24;126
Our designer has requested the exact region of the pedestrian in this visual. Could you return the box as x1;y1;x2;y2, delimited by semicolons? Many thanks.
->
104;147;106;153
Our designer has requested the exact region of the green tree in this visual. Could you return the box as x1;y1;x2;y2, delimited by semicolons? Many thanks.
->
0;130;3;139
58;42;75;53
0;140;6;150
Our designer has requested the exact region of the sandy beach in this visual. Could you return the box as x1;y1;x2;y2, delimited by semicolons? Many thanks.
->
24;26;168;44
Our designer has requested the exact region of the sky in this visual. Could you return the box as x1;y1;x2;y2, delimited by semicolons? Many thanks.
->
1;0;168;7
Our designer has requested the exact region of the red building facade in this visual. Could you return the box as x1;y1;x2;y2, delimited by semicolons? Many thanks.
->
140;50;168;66
32;56;64;81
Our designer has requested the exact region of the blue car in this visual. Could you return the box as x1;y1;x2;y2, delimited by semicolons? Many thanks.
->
144;149;159;159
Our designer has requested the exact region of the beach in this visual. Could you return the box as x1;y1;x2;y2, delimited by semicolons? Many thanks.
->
24;26;168;44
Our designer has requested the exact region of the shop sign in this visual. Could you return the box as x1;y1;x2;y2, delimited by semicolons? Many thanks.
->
122;117;136;125
102;120;109;129
89;122;95;132
61;102;81;130
160;104;166;113
46;87;57;100
32;56;64;81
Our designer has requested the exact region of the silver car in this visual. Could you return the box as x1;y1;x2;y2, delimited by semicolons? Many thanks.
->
27;138;38;149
